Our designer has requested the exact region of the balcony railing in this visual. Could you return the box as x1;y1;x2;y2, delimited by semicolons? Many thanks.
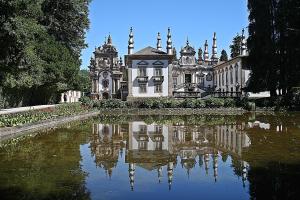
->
136;76;148;83
152;75;164;83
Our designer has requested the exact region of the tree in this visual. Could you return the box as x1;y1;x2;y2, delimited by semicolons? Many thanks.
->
220;49;228;61
229;34;242;58
0;0;91;107
74;69;91;94
247;0;300;97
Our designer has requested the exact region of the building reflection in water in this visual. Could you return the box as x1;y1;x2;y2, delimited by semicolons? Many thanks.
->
90;120;251;190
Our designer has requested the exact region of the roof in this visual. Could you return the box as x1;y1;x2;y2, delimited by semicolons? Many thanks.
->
132;46;167;55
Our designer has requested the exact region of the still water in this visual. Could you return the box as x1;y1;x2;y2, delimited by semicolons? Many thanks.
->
1;113;300;200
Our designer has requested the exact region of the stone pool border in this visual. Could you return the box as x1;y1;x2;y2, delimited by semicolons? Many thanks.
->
0;111;100;141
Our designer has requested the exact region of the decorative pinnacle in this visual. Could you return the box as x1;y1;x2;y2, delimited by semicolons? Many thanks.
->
128;27;134;54
107;33;112;45
157;32;162;50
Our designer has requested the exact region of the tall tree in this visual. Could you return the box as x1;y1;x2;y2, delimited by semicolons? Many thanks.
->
247;0;278;96
230;34;242;58
0;0;91;107
220;49;228;61
247;0;300;97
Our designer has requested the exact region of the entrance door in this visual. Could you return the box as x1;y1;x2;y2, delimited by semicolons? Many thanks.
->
185;74;192;83
102;92;109;99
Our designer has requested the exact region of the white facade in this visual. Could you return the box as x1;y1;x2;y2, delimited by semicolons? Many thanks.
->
213;56;251;96
131;60;169;97
129;121;170;151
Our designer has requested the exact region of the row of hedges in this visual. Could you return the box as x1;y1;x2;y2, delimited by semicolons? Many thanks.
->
80;96;244;109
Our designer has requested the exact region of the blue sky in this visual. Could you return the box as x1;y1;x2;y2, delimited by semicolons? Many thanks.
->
81;0;248;69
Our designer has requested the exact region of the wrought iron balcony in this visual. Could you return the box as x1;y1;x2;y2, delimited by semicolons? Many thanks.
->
152;75;164;83
136;76;148;83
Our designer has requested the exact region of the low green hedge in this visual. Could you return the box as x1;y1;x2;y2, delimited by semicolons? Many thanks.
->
82;97;242;109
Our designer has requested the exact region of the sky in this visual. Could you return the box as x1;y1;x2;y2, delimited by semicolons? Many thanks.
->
80;0;249;69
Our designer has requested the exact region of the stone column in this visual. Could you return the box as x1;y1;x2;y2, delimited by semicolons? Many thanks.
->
112;79;115;95
168;63;173;97
128;67;133;97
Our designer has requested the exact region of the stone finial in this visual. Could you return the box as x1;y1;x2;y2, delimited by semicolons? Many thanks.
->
167;27;173;55
241;29;247;56
211;32;218;63
204;40;209;62
156;32;162;51
128;27;134;55
107;34;112;45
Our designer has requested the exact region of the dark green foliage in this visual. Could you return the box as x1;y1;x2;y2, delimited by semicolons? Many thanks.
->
220;49;228;61
247;0;300;98
224;98;236;107
0;0;91;108
83;98;240;109
230;34;242;58
204;98;225;108
75;70;91;93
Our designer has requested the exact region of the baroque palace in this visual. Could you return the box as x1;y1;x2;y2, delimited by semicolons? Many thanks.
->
89;28;258;100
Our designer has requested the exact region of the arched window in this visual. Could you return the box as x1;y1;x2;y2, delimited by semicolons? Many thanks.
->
102;79;109;88
235;64;239;83
230;66;233;84
225;68;228;86
222;71;224;86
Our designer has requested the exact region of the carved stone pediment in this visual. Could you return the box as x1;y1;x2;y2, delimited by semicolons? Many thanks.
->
152;60;164;66
137;60;149;65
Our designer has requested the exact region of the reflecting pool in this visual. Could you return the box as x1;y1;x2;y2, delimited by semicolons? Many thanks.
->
1;113;300;200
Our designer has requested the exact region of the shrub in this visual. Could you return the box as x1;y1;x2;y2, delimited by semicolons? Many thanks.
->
180;99;197;108
204;98;224;108
224;98;236;107
194;99;206;108
79;96;94;108
152;99;164;109
165;99;181;108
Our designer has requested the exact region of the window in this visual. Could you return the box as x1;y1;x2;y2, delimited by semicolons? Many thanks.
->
154;68;162;76
139;84;147;93
102;79;109;88
198;76;204;87
235;64;239;83
219;73;221;87
138;67;147;77
173;77;177;86
230;67;233;84
222;73;224;86
138;141;148;150
225;70;228;85
206;72;212;81
155;84;162;93
139;125;147;133
154;125;162;134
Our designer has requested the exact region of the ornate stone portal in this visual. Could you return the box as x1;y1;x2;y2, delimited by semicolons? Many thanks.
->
89;35;124;99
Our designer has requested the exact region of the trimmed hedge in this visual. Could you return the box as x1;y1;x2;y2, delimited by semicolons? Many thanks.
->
82;97;242;109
